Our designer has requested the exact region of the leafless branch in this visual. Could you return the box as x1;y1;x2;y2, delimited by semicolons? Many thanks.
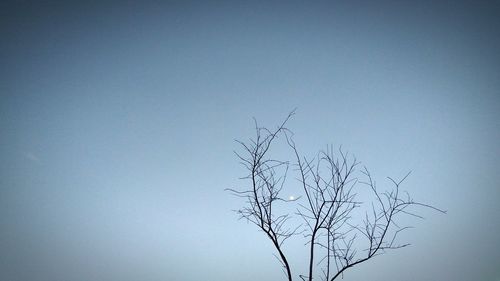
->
228;111;445;281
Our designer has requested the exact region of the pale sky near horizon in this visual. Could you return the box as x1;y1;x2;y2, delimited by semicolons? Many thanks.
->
1;1;499;281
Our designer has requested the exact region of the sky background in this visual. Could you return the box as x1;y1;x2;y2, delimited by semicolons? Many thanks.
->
1;1;499;280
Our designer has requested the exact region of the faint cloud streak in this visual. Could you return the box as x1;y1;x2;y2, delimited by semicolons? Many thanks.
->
22;151;41;163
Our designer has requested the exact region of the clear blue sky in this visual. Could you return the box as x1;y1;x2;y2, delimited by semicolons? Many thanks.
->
1;1;499;280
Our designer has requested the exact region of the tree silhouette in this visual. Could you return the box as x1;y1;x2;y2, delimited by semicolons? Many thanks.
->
227;111;445;281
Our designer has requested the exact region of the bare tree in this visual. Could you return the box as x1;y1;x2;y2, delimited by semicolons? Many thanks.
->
228;111;445;281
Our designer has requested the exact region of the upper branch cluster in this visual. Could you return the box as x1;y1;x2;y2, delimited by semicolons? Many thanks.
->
228;112;445;281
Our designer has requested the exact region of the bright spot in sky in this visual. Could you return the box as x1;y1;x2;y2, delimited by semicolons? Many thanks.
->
289;196;295;200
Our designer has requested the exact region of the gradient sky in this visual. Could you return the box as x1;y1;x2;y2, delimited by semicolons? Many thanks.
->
1;1;499;281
